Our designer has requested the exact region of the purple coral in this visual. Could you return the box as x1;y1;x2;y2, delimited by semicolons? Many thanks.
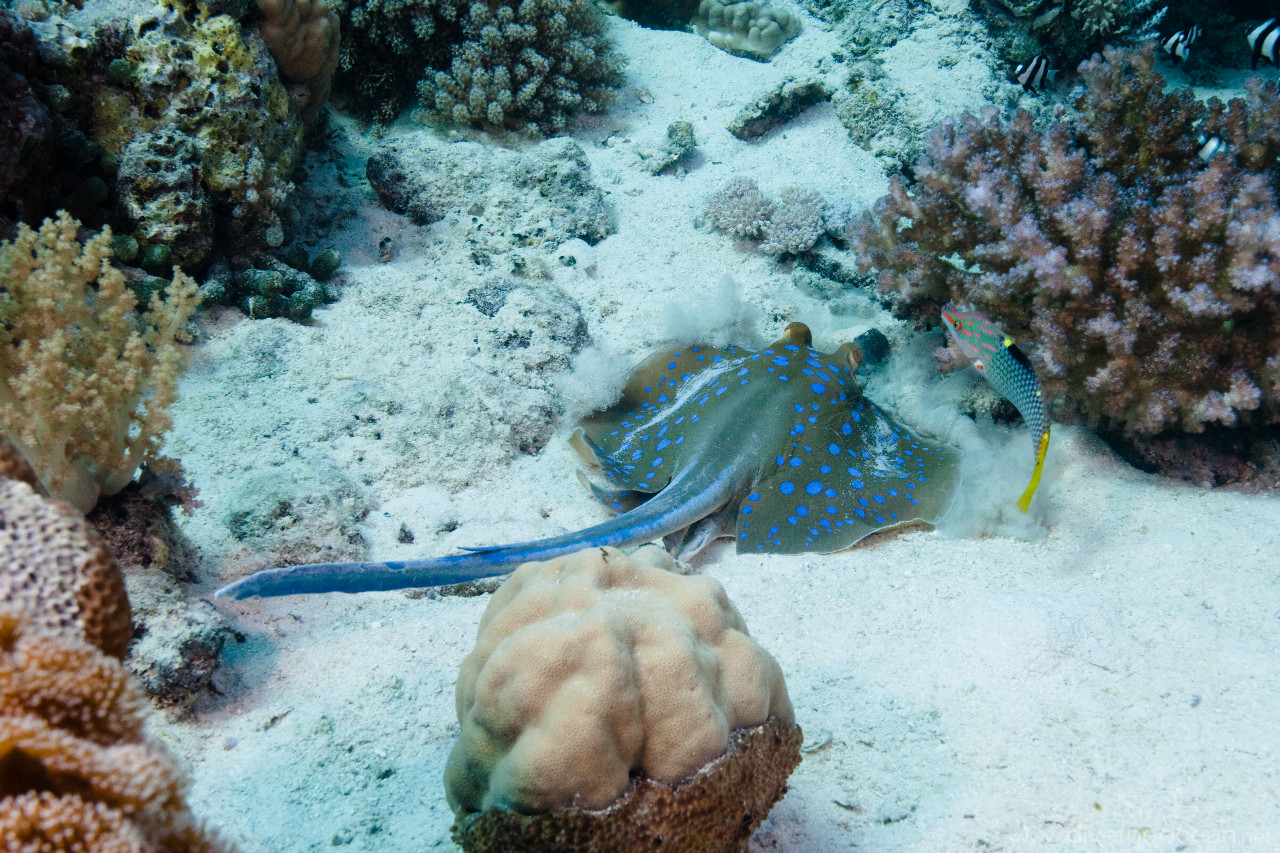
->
852;44;1280;437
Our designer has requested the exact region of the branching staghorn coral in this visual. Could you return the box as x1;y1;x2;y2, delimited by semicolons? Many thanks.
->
851;45;1280;437
0;212;199;512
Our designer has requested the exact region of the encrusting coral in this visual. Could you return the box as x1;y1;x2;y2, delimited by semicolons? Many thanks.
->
0;609;231;852
445;546;801;852
0;211;199;513
851;44;1280;437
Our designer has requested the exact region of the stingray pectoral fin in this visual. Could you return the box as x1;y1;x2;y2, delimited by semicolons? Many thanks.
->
1015;428;1050;513
576;470;652;515
737;397;960;554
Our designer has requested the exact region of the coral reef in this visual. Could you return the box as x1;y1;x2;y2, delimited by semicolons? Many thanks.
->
417;0;625;135
96;2;306;265
703;177;831;255
0;609;231;852
0;468;132;660
693;0;799;58
851;45;1280;437
329;0;460;123
445;546;799;850
256;0;341;125
0;212;199;512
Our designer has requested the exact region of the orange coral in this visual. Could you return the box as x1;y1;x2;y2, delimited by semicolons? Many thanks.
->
0;476;132;660
0;609;231;852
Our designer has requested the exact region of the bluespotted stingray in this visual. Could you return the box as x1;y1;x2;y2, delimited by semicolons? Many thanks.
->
216;322;960;599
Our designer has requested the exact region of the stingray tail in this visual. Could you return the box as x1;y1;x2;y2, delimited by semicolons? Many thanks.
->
214;471;734;599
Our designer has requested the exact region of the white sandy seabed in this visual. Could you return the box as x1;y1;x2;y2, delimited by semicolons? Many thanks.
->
154;8;1280;852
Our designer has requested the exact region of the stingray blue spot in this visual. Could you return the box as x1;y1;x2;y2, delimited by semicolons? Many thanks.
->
875;516;885;524
737;368;750;376
691;346;700;352
779;375;789;381
796;506;809;517
749;492;761;501
620;442;631;451
858;497;869;507
852;411;861;422
794;424;805;434
824;488;837;498
691;414;699;423
631;450;643;460
802;368;814;376
772;356;790;366
855;508;866;518
681;372;692;381
740;532;748;539
827;443;840;455
784;344;799;351
805;481;823;495
776;455;785;466
716;387;727;395
788;515;799;524
609;430;619;436
658;395;668;403
676;436;685;445
809;529;819;537
842;423;853;436
742;505;752;514
645;472;655;479
852;480;864;489
674;416;684;425
888;489;898;496
611;503;621;509
874;494;885;504
668;361;677;369
848;468;862;477
779;481;795;495
793;404;804;413
818;372;831;381
820;519;831;528
803;445;812;452
769;526;779;535
820;465;831;474
789;458;803;468
826;505;837;514
643;386;652;393
811;383;826;394
763;349;775;354
652;457;663;467
712;355;723;362
697;355;705;361
740;379;749;385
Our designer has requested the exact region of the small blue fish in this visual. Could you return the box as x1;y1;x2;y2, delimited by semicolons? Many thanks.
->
217;322;960;599
941;310;1049;514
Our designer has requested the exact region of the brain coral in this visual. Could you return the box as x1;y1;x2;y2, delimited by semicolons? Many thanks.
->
445;546;800;851
0;609;230;852
0;470;132;661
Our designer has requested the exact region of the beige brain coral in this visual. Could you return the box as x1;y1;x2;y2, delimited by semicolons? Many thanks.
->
446;546;800;851
0;609;231;852
0;471;132;660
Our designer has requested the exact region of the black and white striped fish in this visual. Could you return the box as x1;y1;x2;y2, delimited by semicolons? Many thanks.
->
1161;25;1202;63
1248;18;1280;69
1015;54;1052;93
1197;133;1226;162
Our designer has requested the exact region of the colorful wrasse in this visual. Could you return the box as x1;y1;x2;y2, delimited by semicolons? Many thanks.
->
940;310;1050;514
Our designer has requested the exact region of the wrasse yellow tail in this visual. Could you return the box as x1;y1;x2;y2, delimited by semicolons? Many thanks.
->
1016;429;1051;513
940;310;1051;514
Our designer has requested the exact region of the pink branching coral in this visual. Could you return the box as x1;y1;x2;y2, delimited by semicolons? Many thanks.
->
852;45;1280;436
